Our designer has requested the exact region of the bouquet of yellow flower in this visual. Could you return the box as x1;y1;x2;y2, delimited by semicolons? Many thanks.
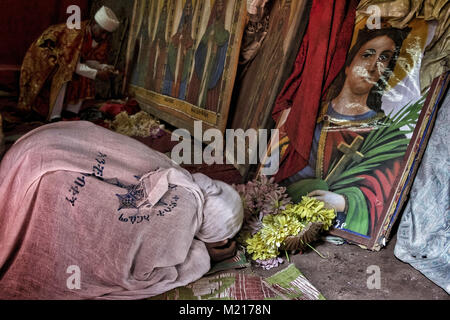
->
234;177;336;270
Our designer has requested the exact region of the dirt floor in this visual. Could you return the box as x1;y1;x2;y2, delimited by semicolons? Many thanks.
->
251;233;449;300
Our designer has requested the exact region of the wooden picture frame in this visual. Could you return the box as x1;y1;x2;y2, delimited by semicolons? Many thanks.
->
339;72;449;250
258;17;449;251
123;0;246;134
228;0;310;178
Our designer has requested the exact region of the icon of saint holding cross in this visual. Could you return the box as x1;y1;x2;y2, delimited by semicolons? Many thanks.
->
284;26;413;237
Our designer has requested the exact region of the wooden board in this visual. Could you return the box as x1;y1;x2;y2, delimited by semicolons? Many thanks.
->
123;0;247;135
229;0;310;178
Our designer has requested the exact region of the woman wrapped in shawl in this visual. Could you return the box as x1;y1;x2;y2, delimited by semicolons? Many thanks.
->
0;121;243;299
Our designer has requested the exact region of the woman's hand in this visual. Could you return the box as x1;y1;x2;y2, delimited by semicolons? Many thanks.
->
205;239;237;262
307;190;346;212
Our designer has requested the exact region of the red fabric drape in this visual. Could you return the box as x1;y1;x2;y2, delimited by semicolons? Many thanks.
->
271;0;359;182
0;0;90;65
359;161;401;236
0;0;89;89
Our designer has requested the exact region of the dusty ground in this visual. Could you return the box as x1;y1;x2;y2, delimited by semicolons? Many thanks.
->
251;233;449;300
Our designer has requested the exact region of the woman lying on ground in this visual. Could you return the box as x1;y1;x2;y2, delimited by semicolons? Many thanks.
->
0;121;243;299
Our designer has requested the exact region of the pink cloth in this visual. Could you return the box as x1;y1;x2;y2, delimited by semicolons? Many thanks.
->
0;121;211;299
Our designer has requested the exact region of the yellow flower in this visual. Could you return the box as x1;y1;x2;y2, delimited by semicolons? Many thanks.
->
244;196;335;261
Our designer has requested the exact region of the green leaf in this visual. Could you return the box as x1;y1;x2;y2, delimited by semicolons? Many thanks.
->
363;138;410;158
359;152;406;165
361;133;407;154
390;101;413;122
363;122;406;151
362;121;390;150
330;176;364;190
328;96;425;190
363;98;423;151
373;130;411;144
332;163;379;181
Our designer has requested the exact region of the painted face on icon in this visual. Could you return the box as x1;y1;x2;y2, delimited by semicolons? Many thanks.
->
216;0;225;15
185;1;192;16
345;35;396;96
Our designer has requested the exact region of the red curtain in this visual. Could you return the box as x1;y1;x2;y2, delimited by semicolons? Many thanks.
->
271;0;359;182
0;0;90;89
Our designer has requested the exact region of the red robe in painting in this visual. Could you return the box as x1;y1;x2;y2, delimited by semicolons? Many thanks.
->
318;118;403;236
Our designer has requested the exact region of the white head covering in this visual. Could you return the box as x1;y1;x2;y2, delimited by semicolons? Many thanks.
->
138;168;243;244
94;6;120;32
192;173;244;243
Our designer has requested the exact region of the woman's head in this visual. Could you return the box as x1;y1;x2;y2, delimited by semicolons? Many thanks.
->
208;0;227;26
193;173;244;244
345;35;396;96
328;26;411;111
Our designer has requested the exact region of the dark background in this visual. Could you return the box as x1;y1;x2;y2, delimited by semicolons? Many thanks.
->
0;0;133;97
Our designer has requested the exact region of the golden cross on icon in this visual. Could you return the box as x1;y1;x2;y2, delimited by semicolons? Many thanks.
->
325;135;365;185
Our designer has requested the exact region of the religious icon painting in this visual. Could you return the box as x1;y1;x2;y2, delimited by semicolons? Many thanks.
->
230;0;310;178
259;16;450;250
124;0;246;134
